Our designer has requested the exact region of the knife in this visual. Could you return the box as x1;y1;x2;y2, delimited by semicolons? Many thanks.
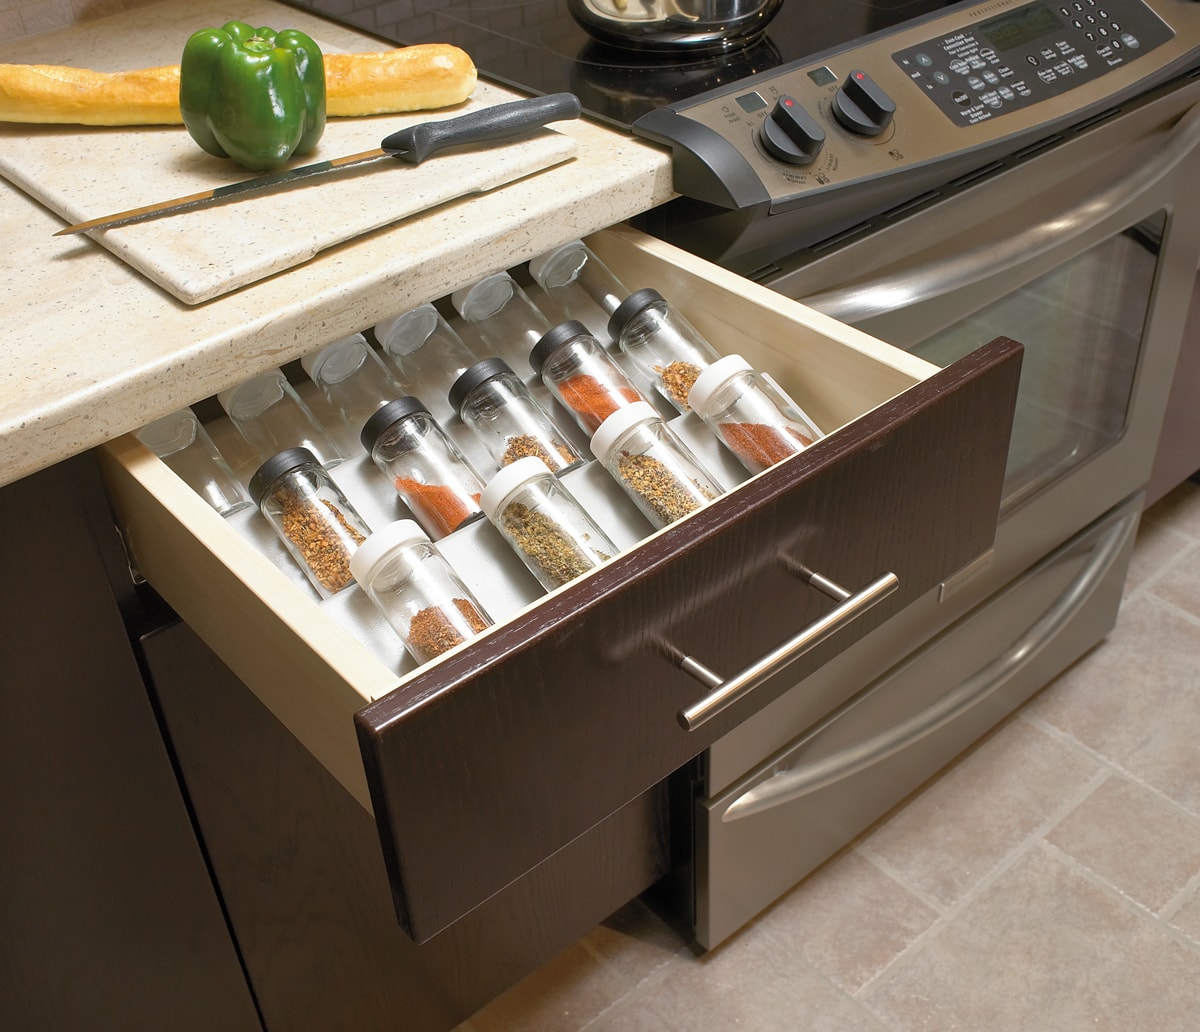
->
54;92;582;236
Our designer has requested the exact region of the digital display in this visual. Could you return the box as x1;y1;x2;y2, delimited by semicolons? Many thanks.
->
979;2;1064;51
736;92;768;113
808;66;838;87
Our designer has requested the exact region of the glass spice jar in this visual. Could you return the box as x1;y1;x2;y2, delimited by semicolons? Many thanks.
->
349;519;493;665
374;304;480;419
451;272;553;375
607;288;722;414
300;332;403;434
360;397;486;539
527;238;630;338
448;357;583;474
529;320;647;436
134;407;251;516
248;447;372;598
590;401;724;529
480;456;618;590
687;354;824;475
218;368;343;469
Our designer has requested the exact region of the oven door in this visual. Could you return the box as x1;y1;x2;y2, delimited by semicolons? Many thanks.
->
768;84;1200;601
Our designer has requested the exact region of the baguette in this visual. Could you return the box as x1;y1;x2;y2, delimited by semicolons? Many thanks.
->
0;44;477;126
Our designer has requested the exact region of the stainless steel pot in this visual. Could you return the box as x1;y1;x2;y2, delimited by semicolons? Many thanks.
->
567;0;784;53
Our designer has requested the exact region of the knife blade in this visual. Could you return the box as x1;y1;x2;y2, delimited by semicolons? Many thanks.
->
54;92;582;236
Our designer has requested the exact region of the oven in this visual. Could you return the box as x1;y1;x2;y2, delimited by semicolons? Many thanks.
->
281;0;1200;949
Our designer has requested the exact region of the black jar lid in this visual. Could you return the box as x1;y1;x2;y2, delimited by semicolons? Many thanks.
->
607;288;665;343
248;447;321;506
529;320;591;375
447;357;514;416
359;396;430;453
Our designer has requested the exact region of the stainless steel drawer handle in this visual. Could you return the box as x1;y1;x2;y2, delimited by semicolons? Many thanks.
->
677;571;899;731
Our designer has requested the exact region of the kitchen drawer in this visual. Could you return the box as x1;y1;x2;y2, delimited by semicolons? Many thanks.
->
98;224;1021;943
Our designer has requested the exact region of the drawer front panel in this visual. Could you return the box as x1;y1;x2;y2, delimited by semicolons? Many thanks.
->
358;336;1022;941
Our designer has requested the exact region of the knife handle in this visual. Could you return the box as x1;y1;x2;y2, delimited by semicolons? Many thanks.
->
380;92;582;165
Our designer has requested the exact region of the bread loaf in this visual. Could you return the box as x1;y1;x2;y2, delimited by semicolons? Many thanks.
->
0;44;477;126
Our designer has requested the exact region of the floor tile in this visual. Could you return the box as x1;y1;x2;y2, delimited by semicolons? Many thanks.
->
1145;541;1200;620
858;717;1100;908
1045;775;1200;914
1169;886;1200;946
862;846;1200;1031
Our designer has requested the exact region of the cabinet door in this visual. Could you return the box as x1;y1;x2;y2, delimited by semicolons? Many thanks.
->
0;456;258;1032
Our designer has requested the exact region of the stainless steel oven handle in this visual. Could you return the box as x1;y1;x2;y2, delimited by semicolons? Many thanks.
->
802;102;1200;324
677;572;899;731
719;505;1137;822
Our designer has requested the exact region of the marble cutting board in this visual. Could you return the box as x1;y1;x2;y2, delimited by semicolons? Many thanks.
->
1;80;577;305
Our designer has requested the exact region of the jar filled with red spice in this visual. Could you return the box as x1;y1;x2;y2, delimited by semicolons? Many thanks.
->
688;354;824;475
360;397;486;539
590;401;724;529
607;288;721;414
529;320;648;436
449;357;584;474
350;519;493;666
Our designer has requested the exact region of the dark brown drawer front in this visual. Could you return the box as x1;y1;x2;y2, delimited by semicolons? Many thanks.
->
358;336;1023;942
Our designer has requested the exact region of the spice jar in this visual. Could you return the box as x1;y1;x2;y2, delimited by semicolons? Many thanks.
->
360;397;486;539
527;238;630;337
248;447;371;598
135;408;251;516
301;332;403;434
607;288;722;414
451;272;554;375
350;519;492;665
375;304;480;420
530;320;647;436
688;354;824;475
218;368;343;469
449;357;583;474
590;401;724;529
480;456;618;590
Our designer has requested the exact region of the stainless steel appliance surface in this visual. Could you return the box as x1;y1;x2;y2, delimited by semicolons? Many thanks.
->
281;0;1200;950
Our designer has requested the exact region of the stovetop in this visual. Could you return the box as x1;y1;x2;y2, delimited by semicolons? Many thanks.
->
281;0;959;129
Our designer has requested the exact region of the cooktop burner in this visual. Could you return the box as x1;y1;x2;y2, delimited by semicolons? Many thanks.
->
281;0;958;128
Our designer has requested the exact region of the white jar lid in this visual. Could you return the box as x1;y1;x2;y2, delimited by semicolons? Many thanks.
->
349;519;429;584
480;455;554;519
589;400;660;465
450;272;516;322
527;239;586;290
687;354;753;416
374;304;438;357
300;333;369;384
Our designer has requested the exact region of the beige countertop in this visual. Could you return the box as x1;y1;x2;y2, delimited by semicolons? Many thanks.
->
0;0;675;488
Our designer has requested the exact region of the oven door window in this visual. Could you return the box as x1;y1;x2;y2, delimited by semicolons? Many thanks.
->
910;212;1163;513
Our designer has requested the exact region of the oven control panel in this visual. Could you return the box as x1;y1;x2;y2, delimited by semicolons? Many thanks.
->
633;0;1197;218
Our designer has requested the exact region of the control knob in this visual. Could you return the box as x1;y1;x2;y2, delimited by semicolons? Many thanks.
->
759;96;825;165
832;70;895;136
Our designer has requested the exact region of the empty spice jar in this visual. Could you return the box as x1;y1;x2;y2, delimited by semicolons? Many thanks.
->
530;320;647;435
527;238;630;335
591;401;723;529
219;368;343;469
451;272;553;374
360;397;486;539
350;519;492;665
480;456;617;590
134;407;251;516
607;288;721;413
449;357;583;473
375;304;480;418
301;332;403;434
248;447;371;598
688;354;823;475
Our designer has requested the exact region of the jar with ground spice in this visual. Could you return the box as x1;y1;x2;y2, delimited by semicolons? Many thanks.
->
530;320;648;436
480;456;618;591
607;288;722;414
451;272;553;375
249;448;371;599
360;397;486;539
688;354;824;475
349;519;493;666
449;357;583;474
527;239;630;338
590;401;724;530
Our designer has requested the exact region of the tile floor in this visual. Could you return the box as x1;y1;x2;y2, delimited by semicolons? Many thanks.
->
457;480;1200;1032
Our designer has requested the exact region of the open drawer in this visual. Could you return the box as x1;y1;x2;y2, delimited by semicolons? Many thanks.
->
98;225;1021;943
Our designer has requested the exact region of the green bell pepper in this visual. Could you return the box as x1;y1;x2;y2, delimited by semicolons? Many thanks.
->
180;20;326;172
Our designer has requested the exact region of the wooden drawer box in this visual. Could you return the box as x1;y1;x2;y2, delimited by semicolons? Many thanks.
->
98;225;1021;943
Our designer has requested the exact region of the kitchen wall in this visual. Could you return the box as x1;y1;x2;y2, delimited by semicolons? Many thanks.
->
0;0;157;44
